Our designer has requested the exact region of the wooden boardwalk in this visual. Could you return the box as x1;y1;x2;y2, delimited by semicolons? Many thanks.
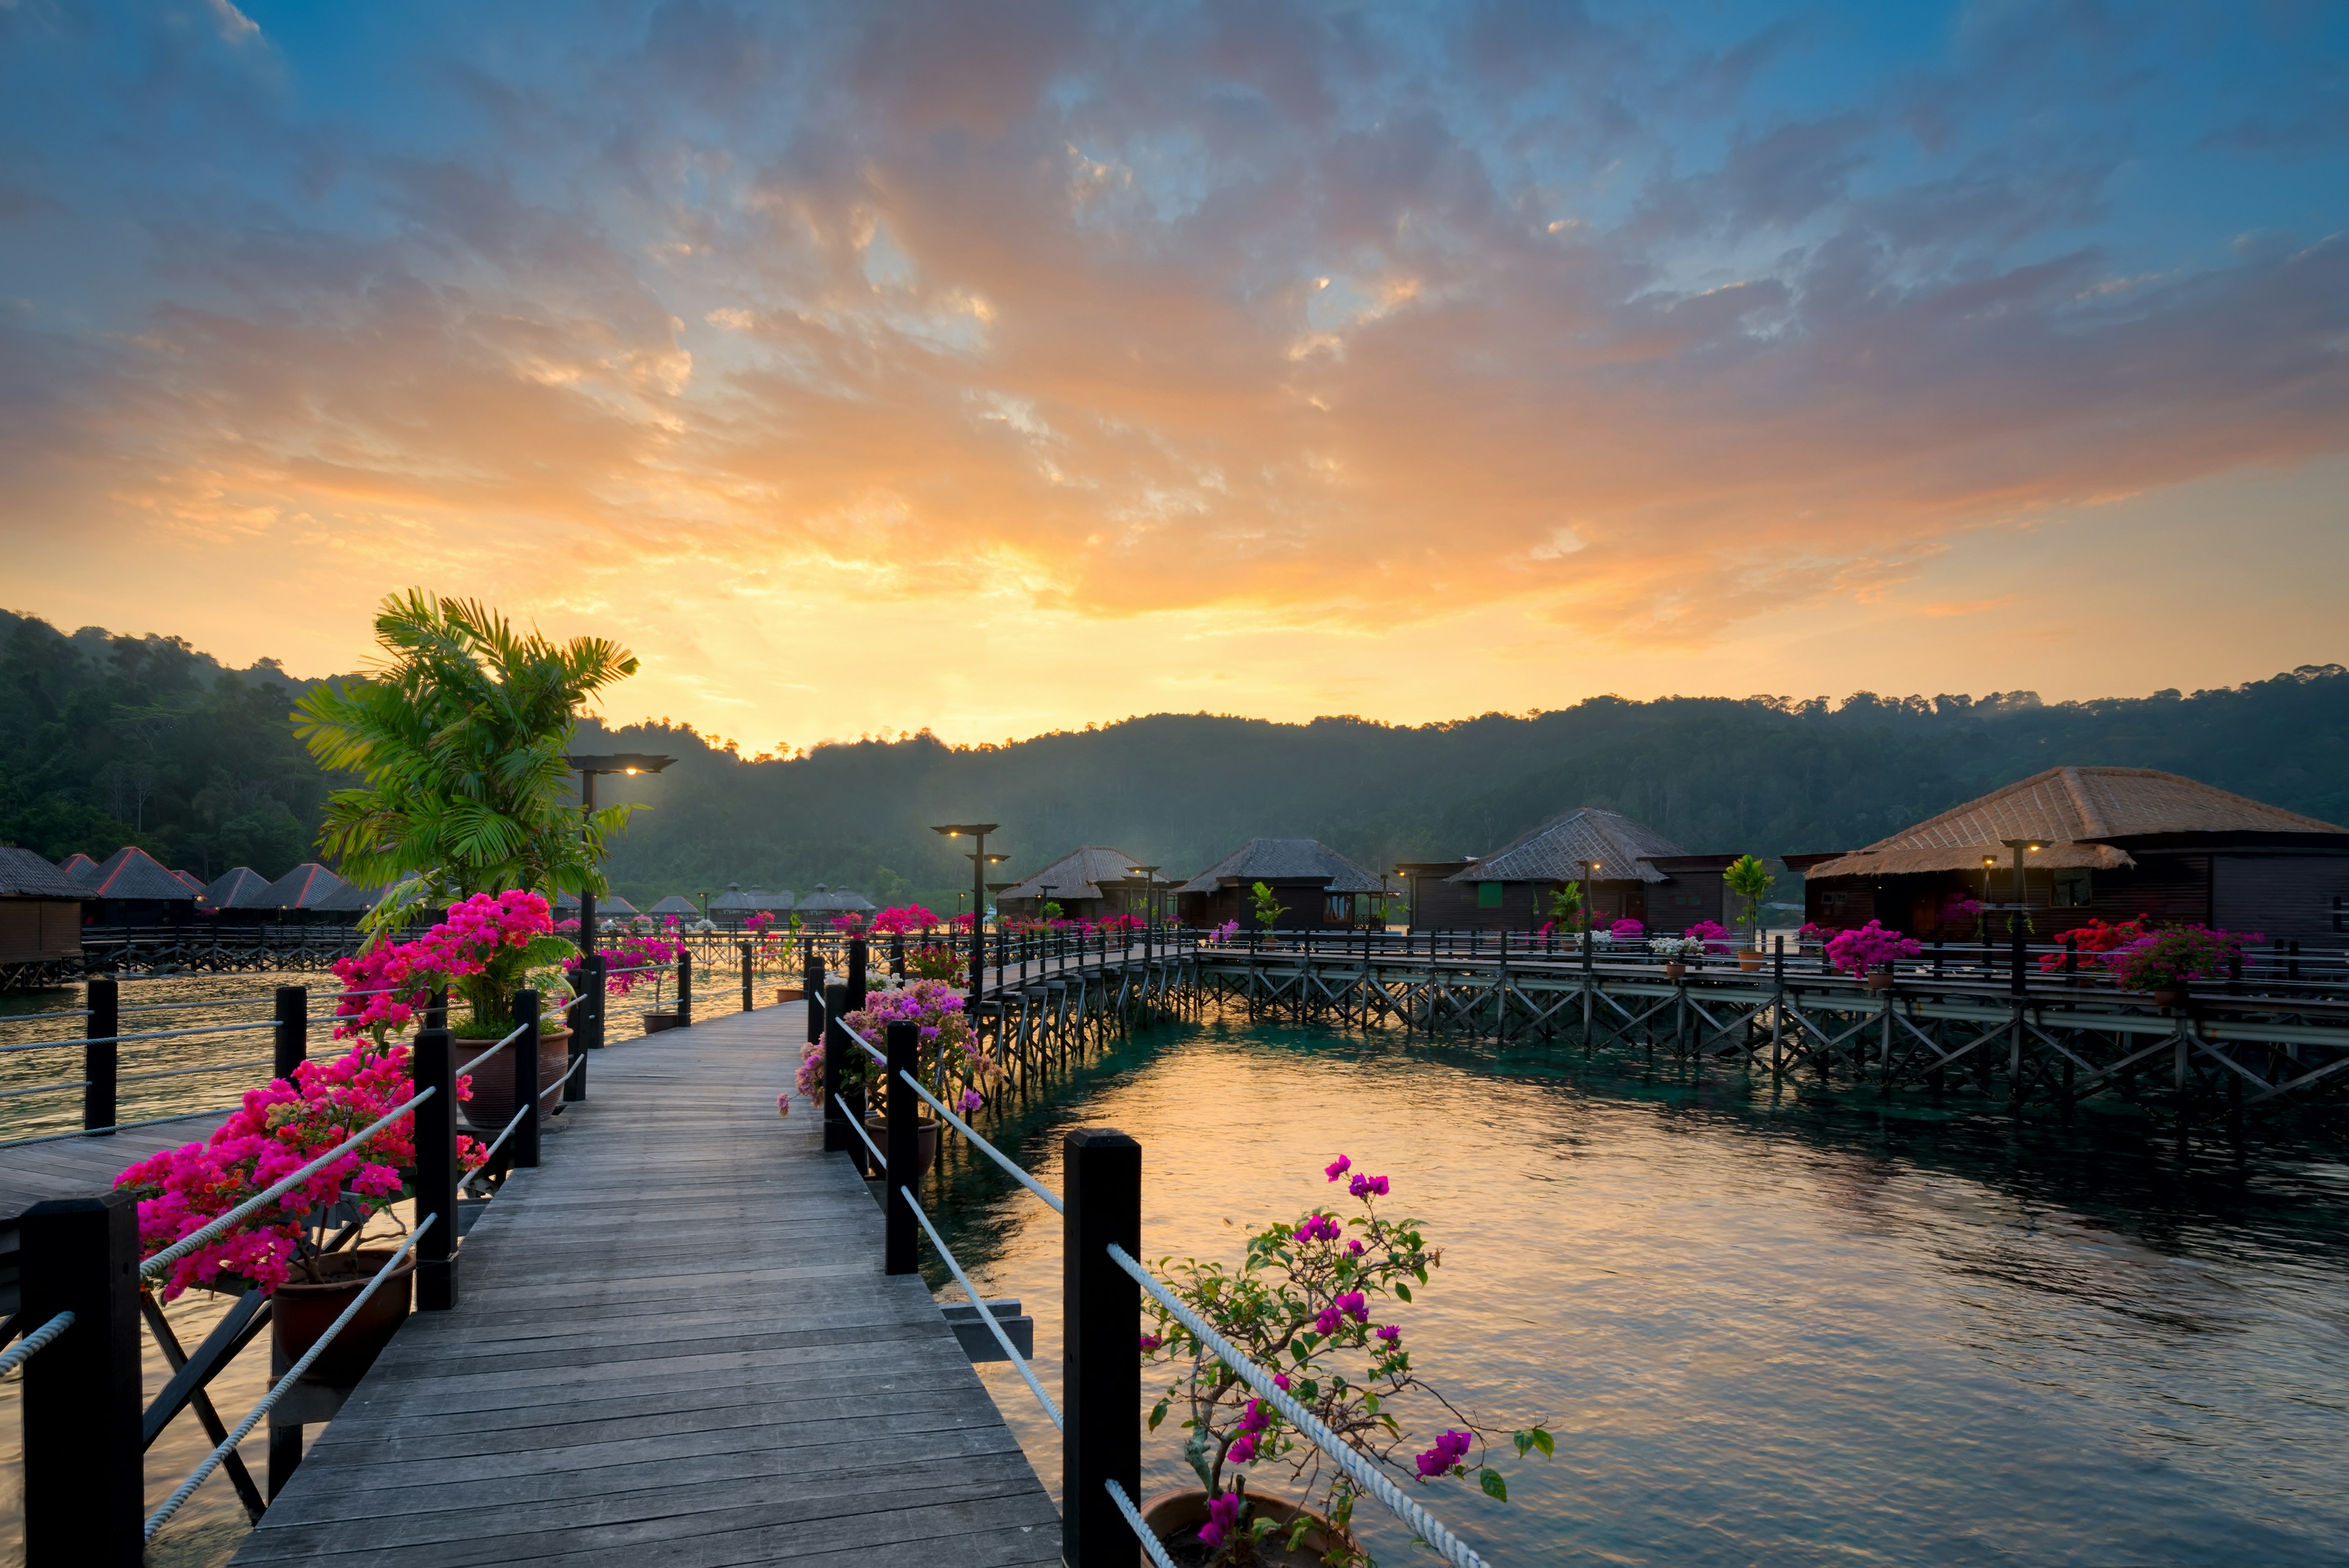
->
231;1003;1059;1567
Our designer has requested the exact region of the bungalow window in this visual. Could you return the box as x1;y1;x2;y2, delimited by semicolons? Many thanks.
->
1477;882;1503;909
2052;869;2093;908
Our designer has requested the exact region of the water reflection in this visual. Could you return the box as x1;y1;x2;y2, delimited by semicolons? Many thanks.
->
924;1019;2349;1566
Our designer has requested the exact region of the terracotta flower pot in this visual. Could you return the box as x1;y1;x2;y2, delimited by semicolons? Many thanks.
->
273;1247;415;1386
1139;1488;1351;1567
1865;971;1895;993
775;986;806;1003
2153;986;2190;1011
861;1115;941;1182
1663;960;1687;982
458;1027;572;1131
1739;953;1763;972
642;1011;681;1033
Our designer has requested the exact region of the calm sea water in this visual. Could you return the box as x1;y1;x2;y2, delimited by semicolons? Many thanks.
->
922;1018;2349;1567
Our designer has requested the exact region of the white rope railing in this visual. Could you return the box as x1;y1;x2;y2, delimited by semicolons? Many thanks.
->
895;1068;1063;1214
900;1186;1061;1432
848;1115;886;1173
457;1019;531;1080
140;1089;434;1280
117;1055;273;1085
1107;1241;1490;1568
0;1311;75;1380
0;1079;86;1102
0;1020;272;1053
1107;1477;1181;1568
143;1217;437;1541
0;1105;237;1151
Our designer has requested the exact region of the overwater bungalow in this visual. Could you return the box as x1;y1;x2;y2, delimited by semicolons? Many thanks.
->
1408;807;1737;934
83;845;198;926
1175;838;1387;929
648;894;702;919
261;861;351;921
708;883;795;928
795;884;876;926
1797;765;2349;945
0;847;84;968
198;865;276;921
58;852;98;886
998;846;1168;922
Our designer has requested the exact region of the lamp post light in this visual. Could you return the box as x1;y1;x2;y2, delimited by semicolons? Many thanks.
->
932;823;1000;1012
1580;858;1601;945
562;752;674;1072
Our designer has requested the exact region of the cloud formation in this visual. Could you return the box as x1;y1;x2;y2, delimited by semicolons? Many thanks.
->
1;1;2344;741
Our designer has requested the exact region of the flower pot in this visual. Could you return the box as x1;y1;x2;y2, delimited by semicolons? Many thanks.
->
1865;971;1895;994
458;1027;571;1132
1138;1488;1351;1567
272;1247;415;1386
1663;960;1687;982
775;986;805;1004
861;1115;941;1183
642;1011;681;1034
2152;986;2190;1011
1739;953;1763;972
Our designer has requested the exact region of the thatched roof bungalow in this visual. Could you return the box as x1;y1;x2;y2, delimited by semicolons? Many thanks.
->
998;847;1168;922
1800;765;2349;944
648;895;702;918
1418;807;1736;934
198;866;276;919
85;847;197;924
1175;838;1387;930
0;848;86;966
261;862;351;920
708;883;795;928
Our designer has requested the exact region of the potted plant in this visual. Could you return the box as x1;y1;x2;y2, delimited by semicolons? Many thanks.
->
578;931;683;1032
1647;934;1702;981
796;978;1002;1180
1140;1159;1551;1566
1251;882;1289;942
1824;920;1921;991
2039;914;2153;977
1721;856;1773;968
117;1039;488;1384
2102;924;2258;1010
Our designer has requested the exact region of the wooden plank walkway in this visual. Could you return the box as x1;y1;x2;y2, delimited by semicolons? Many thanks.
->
231;1004;1060;1567
0;1111;232;1221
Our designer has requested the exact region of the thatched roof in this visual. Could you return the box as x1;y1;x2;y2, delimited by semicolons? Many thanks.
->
648;895;701;916
1444;807;1683;886
795;883;875;915
0;848;86;899
261;862;350;910
1176;839;1384;896
708;883;795;913
1002;847;1165;902
87;846;197;902
1802;766;2348;880
199;866;275;910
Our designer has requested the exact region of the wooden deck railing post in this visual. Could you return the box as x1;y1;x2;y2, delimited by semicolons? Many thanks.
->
414;1026;459;1309
822;982;851;1153
885;1020;919;1275
847;937;868;1011
274;984;308;1083
84;976;117;1133
20;1191;143;1567
513;987;542;1170
676;948;694;1028
570;955;600;1101
741;941;754;1012
1063;1127;1141;1567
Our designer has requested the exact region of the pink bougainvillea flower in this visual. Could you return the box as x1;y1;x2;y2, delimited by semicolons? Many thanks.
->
1324;1154;1351;1181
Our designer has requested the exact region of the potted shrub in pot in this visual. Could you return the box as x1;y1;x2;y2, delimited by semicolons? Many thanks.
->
2103;924;2259;1011
1721;855;1774;969
117;1039;488;1384
796;978;1004;1179
1825;920;1921;991
1138;1159;1552;1566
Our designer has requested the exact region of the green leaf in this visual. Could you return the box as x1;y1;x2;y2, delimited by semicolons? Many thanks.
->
1515;1427;1554;1458
1149;1399;1169;1431
1479;1467;1508;1501
1394;1282;1412;1302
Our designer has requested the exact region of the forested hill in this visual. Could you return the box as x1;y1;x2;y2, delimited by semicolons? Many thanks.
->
4;604;2344;908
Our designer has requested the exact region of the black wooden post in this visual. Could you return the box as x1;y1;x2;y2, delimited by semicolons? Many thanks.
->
414;1026;459;1309
1064;1127;1141;1568
803;951;824;1036
676;947;694;1027
885;1020;919;1276
273;983;308;1083
83;976;118;1134
891;931;905;981
741;940;754;1012
568;954;598;1101
513;987;542;1169
848;937;869;1011
822;981;850;1153
2009;907;2027;998
20;1192;143;1567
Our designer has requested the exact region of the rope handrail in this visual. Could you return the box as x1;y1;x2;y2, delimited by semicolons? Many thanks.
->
144;1216;437;1542
0;1105;238;1152
116;1055;273;1086
895;1068;1063;1215
848;1114;886;1172
465;1102;534;1178
1107;1241;1489;1568
0;1038;89;1057
0;1079;87;1102
140;1088;436;1280
539;1055;587;1098
0;1311;76;1380
1107;1477;1181;1568
900;1184;1062;1432
6;1020;274;1053
0;1009;92;1023
114;995;276;1016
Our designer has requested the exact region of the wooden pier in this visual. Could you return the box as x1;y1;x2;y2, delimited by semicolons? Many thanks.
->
229;1003;1058;1567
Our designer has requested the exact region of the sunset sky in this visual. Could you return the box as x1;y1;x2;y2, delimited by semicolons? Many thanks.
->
3;1;2344;751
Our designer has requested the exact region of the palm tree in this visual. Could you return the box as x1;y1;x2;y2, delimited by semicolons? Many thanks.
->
293;592;640;923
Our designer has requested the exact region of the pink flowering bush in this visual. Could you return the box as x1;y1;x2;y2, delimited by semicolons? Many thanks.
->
570;933;680;998
330;890;573;1044
1609;918;1645;941
1683;920;1732;956
1140;1161;1551;1566
794;978;1000;1112
829;912;864;934
2104;924;2260;994
116;1041;487;1301
1825;919;1923;978
869;904;942;936
1212;919;1242;942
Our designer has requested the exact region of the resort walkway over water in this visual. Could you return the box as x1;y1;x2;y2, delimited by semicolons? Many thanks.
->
231;1004;1059;1567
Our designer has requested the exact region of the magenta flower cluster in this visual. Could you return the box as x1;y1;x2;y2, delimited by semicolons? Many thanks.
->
330;890;557;1041
1313;1291;1370;1336
1198;1490;1245;1549
1416;1429;1473;1477
1349;1172;1390;1198
1297;1213;1342;1243
1227;1397;1274;1465
1825;919;1924;978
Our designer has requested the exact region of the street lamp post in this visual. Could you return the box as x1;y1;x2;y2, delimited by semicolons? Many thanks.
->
932;823;1000;1015
1998;838;2042;994
564;752;675;1073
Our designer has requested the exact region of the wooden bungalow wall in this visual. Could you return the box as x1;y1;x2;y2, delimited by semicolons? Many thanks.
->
0;899;81;964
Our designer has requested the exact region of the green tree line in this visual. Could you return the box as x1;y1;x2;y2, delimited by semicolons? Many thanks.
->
6;606;2345;907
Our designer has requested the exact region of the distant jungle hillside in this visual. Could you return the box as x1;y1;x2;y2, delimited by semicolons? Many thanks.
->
5;607;2345;908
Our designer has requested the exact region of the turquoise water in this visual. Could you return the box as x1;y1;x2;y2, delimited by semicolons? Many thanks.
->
924;1018;2349;1566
